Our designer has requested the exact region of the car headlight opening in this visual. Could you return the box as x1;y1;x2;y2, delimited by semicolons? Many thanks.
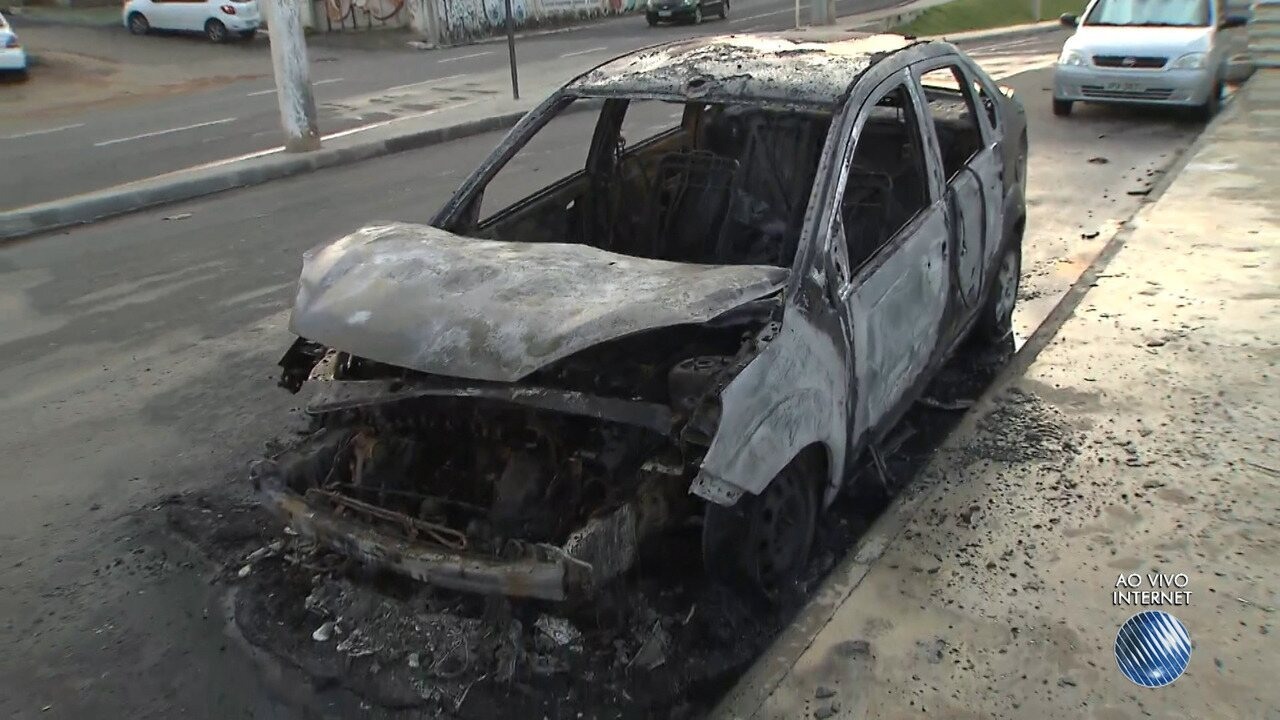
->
1170;52;1208;69
1057;49;1087;67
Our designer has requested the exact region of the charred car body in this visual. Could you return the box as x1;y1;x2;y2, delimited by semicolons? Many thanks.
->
252;32;1028;601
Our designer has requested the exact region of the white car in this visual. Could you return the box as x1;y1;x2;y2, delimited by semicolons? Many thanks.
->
123;0;262;43
1053;0;1250;119
0;11;27;77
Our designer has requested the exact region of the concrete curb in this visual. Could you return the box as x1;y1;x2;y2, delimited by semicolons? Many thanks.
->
707;79;1244;720
0;109;530;243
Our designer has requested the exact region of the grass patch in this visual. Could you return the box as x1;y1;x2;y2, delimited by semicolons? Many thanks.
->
893;0;1087;36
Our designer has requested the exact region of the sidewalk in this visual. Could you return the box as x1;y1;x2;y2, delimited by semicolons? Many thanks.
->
712;72;1280;720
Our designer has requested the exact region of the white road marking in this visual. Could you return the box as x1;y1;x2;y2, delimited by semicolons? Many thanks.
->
560;45;609;58
729;8;791;23
383;73;466;93
1;123;86;141
93;117;238;147
438;50;494;64
974;51;1058;80
247;77;344;96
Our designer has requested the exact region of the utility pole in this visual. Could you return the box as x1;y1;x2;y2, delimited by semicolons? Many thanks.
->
267;0;320;152
503;0;519;99
794;0;800;28
811;0;835;25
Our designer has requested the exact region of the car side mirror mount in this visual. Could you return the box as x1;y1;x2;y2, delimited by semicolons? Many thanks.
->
1060;13;1078;27
1220;14;1249;29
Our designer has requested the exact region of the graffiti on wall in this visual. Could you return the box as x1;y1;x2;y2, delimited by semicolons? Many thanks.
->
314;0;639;36
320;0;410;29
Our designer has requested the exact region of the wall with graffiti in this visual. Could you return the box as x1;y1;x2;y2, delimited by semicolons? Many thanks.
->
312;0;642;37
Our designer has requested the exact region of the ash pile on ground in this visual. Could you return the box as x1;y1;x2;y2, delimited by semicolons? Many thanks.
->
229;527;792;719
964;387;1082;464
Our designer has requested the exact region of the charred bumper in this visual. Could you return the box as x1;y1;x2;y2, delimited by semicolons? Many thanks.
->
258;482;591;601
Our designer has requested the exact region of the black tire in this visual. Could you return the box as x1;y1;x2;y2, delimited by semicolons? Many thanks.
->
702;459;819;601
646;13;657;25
974;234;1022;342
1052;98;1073;116
718;0;728;18
127;12;150;35
1194;81;1222;122
205;18;228;43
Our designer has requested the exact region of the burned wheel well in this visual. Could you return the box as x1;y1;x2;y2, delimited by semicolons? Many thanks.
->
793;442;832;500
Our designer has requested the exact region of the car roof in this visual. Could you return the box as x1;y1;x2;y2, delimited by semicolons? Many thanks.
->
566;31;937;109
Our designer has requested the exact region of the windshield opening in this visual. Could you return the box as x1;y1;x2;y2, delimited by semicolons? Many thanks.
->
457;97;833;268
1084;0;1211;27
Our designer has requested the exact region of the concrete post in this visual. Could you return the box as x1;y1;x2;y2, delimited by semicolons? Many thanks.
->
1031;0;1041;21
811;0;834;25
267;0;321;152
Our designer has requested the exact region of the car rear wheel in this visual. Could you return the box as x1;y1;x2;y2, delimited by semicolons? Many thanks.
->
702;458;818;602
1052;98;1073;116
975;236;1022;342
205;18;228;42
127;12;150;35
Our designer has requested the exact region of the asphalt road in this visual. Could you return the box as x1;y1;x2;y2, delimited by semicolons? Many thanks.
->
1;0;907;211
0;48;1205;718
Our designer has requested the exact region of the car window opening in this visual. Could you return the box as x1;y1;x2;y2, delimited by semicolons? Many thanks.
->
840;84;930;270
467;98;833;268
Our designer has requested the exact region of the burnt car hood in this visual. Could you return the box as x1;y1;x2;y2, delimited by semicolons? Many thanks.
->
289;222;790;383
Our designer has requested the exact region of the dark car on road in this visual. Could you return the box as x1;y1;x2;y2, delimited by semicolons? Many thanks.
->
645;0;728;25
255;32;1029;603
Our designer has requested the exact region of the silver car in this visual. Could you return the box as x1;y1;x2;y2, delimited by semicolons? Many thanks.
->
1053;0;1250;119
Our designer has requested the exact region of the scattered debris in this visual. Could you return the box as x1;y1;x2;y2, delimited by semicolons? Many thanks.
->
1088;156;1109;164
162;212;192;221
1081;230;1101;239
629;621;671;671
533;615;583;650
917;396;975;411
312;621;335;642
815;685;837;699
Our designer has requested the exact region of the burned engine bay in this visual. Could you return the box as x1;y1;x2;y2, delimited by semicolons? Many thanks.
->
252;299;783;601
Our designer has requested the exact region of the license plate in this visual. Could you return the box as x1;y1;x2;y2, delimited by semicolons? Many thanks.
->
658;10;671;16
1105;81;1141;92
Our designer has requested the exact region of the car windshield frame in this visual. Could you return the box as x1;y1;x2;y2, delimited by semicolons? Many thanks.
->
1082;0;1212;27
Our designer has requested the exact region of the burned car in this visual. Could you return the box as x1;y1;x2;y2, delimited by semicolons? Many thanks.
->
252;32;1028;602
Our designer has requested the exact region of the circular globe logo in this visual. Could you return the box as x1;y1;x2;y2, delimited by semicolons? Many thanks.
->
1114;610;1192;688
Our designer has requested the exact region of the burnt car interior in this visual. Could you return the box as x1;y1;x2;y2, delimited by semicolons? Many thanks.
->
459;98;834;268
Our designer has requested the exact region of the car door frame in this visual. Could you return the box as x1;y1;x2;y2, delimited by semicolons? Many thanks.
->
821;67;952;450
910;56;1005;347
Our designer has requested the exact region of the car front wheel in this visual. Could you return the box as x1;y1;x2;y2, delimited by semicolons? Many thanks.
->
702;458;819;601
1052;98;1073;116
205;18;228;42
127;12;150;35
